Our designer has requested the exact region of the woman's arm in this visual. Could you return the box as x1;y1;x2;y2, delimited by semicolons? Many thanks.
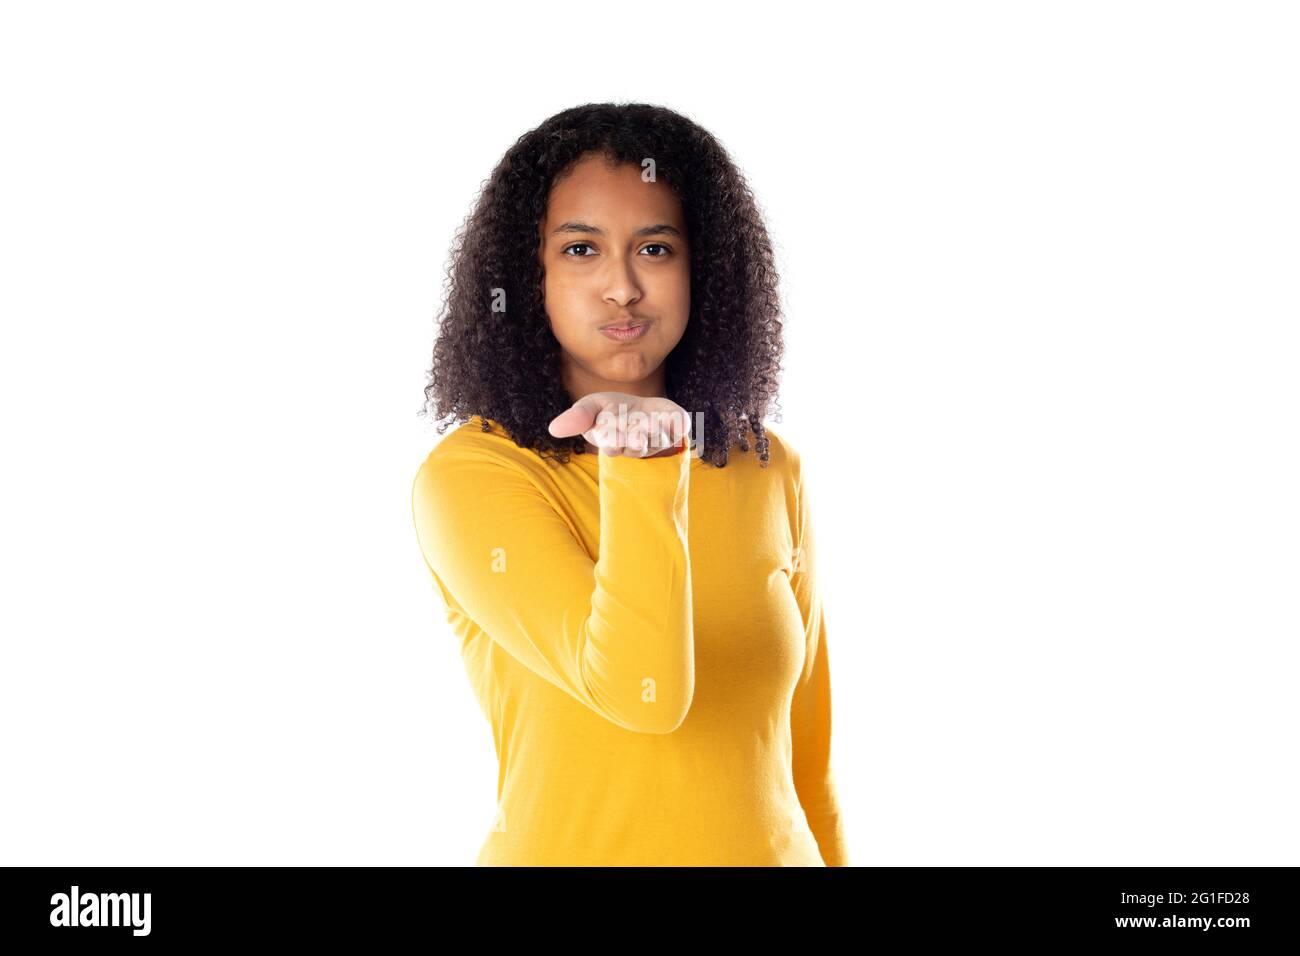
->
411;445;694;734
789;452;851;866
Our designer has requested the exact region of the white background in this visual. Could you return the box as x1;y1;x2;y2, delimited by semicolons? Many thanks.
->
2;1;1296;865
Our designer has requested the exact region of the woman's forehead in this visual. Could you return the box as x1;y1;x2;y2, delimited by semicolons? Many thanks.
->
544;157;685;229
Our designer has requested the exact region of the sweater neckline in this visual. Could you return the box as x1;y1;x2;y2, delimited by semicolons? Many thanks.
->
571;446;703;469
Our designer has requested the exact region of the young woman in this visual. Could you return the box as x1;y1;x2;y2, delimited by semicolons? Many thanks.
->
412;103;848;866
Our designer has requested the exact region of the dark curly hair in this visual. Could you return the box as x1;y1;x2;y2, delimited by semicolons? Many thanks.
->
419;102;786;468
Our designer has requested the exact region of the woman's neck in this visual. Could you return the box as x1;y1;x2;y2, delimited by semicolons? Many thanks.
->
560;355;668;405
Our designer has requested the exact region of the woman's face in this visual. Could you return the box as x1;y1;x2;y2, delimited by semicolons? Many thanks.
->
538;153;690;402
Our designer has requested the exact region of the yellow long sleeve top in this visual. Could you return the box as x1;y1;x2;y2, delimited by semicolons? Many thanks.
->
410;414;848;866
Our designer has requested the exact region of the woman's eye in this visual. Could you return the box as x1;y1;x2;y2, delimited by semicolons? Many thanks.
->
562;243;594;257
641;244;671;257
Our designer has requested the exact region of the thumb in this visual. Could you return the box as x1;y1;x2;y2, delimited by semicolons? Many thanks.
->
548;393;614;438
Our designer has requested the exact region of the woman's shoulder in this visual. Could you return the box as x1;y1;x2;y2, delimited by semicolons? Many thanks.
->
754;421;804;480
412;415;538;495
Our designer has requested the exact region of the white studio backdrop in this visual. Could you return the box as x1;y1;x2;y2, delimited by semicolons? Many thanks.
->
1;1;1296;865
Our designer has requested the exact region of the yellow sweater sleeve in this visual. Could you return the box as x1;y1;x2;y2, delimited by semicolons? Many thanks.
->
411;445;695;735
789;452;851;866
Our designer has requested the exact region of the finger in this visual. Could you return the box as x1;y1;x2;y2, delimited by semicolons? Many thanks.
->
549;404;593;438
642;415;663;453
588;424;623;455
548;392;619;438
613;424;636;457
662;411;684;446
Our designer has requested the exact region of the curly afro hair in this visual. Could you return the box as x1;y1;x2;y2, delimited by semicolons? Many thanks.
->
419;102;786;468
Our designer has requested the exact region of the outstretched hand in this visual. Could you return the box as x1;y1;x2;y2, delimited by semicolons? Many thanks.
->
549;392;692;458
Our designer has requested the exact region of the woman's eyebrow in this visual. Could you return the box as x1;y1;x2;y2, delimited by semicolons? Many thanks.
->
550;221;683;238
